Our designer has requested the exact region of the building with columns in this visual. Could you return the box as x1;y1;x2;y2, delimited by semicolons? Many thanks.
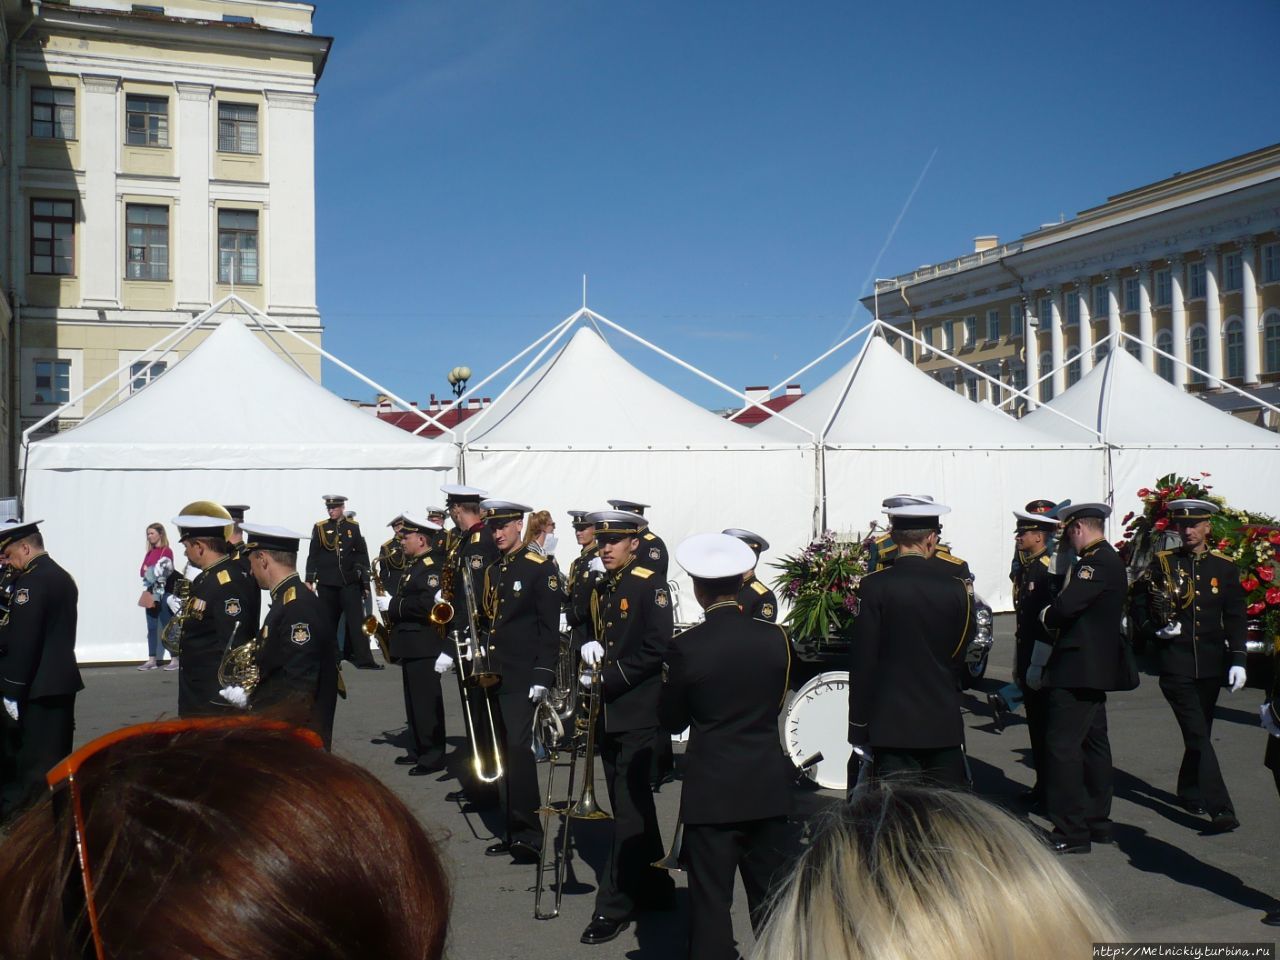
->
863;144;1280;426
0;0;330;493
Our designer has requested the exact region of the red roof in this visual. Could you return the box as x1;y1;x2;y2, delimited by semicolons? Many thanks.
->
375;403;487;438
728;391;805;426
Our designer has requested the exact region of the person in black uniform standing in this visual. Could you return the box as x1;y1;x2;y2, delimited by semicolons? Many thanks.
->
169;510;254;718
222;504;260;634
1136;499;1246;833
723;528;778;622
865;494;974;580
376;514;449;776
1010;507;1060;806
236;523;339;749
578;510;676;946
1028;502;1127;854
660;533;795;960
305;495;379;670
847;501;976;787
565;510;604;652
0;520;81;818
478;500;561;863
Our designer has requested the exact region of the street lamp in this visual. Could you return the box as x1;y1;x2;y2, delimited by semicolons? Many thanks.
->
447;365;471;400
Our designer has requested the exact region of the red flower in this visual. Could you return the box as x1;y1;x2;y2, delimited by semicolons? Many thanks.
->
1217;538;1231;552
1241;577;1260;593
1154;518;1168;531
1122;511;1135;524
1268;587;1280;606
1137;488;1151;497
1258;565;1276;583
1247;602;1266;616
1270;530;1280;545
1158;487;1170;496
1200;472;1211;477
1173;485;1185;496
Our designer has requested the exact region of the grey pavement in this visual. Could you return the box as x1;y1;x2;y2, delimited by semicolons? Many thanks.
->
71;617;1279;957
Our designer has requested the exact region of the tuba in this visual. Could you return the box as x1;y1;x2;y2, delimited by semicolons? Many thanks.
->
1144;554;1195;628
160;577;192;656
216;621;258;706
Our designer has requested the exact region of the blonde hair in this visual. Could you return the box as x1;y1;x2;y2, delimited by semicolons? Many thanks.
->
146;522;169;551
749;784;1123;960
522;510;554;548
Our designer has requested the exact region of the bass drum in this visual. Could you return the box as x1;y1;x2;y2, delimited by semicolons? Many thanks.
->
781;671;852;792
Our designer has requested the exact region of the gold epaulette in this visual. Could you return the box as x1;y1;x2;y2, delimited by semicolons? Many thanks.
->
421;556;435;568
470;532;481;544
524;550;546;564
1156;549;1175;558
217;570;231;584
630;566;655;579
1039;554;1051;567
283;586;297;603
936;551;966;566
643;532;656;541
751;579;768;595
1209;550;1233;562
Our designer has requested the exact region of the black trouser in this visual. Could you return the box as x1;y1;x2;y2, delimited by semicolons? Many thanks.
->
0;694;76;820
594;726;674;921
401;657;445;769
872;745;967;786
318;582;374;666
1023;684;1048;791
1159;673;1233;816
650;728;674;785
683;817;795;960
1044;687;1112;843
496;684;541;845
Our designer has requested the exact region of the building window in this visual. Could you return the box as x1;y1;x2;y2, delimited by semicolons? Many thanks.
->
902;336;914;363
1155;268;1172;307
217;102;259;154
1066;347;1081;386
33;358;71;405
1037;296;1052;328
1094;339;1111;363
921;325;934;350
1010;302;1025;331
1123;276;1140;313
986;309;1000;342
1263;243;1280;284
1223;252;1242;292
126;204;169;280
963;315;977;348
942;369;956;391
1265;313;1280;373
1188;261;1206;299
1224;318;1244;379
1093;282;1109;317
1010;361;1026;393
125;95;169;146
940;322;953;353
964;373;978;401
1037;352;1052;402
1189;325;1208;384
1065;291;1079;326
30;199;75;275
1125;336;1142;360
217;209;259;284
1155;330;1174;382
31;87;75;140
129;359;168;393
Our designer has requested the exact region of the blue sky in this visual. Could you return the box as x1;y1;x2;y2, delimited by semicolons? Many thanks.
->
311;0;1280;409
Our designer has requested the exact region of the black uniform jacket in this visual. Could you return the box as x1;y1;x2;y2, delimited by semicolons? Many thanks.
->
229;541;262;633
847;555;973;750
868;532;974;581
0;554;82;702
1041;537;1127;691
449;524;499;636
1012;548;1055;681
566;543;603;643
596;558;674;732
485;547;560;690
1144;548;1246;679
388;554;444;660
374;537;408;594
253;573;338;748
639;529;669;579
658;602;792;824
180;555;254;715
305;517;370;587
736;574;778;623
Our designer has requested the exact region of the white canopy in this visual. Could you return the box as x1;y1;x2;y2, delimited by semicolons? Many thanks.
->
24;313;457;663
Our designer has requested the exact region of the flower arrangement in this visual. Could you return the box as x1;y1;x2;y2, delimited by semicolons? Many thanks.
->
1118;471;1280;641
771;532;868;642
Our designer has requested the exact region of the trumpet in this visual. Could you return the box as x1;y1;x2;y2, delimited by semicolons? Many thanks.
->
160;578;193;656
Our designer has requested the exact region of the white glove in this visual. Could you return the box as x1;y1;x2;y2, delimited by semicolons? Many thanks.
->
1025;665;1044;691
375;593;391;613
434;590;444;602
2;697;17;721
559;612;569;633
529;684;549;702
1156;622;1182;639
434;653;455;675
167;594;183;615
588;557;605;574
154;556;173;578
219;685;248;708
1262;702;1280;737
1227;666;1247;693
581;640;604;666
579;672;594;688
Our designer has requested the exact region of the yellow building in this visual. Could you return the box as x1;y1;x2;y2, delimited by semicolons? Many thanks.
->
0;0;332;494
863;144;1280;425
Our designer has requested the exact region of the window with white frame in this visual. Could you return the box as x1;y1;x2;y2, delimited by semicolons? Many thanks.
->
1263;243;1280;284
33;358;71;405
1224;318;1244;379
1037;296;1052;327
217;102;259;153
1188;261;1207;299
1093;282;1109;317
1265;312;1280;373
1065;290;1079;326
1066;347;1081;386
1155;330;1174;382
1155;268;1172;307
217;209;259;284
1223;252;1242;292
963;315;976;348
986;309;1000;341
1037;352;1052;402
126;95;169;146
1123;276;1140;312
126;204;168;280
922;325;934;349
964;373;978;401
940;322;953;352
1189;325;1208;384
129;359;168;393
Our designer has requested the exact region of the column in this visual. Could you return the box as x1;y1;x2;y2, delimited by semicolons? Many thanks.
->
1106;273;1121;354
1241;238;1260;384
1077;278;1094;374
1204;246;1223;386
175;83;212;311
80;74;121;308
1138;262;1154;368
265;90;319;319
1169;255;1188;389
1049;287;1065;397
1023;299;1039;397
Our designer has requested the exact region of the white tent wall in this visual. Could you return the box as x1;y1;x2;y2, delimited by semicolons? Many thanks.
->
822;446;1108;610
27;466;453;664
1109;450;1280;527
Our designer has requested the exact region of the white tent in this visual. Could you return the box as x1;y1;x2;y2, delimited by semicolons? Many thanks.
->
758;335;1106;608
460;325;818;610
23;313;457;663
1023;347;1280;521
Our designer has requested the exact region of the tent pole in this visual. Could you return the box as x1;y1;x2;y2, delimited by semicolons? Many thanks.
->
817;334;874;442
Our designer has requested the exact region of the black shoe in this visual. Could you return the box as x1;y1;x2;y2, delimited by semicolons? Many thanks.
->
1179;798;1207;816
485;841;512;857
1206;812;1239;834
1049;838;1091;855
445;789;468;803
650;770;676;793
394;755;418;766
1089;829;1115;845
355;662;384;670
408;762;445;776
509;840;541;864
1018;788;1043;805
1262;909;1280;927
580;916;630;945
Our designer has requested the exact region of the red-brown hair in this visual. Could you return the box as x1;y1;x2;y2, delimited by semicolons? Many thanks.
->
0;724;450;959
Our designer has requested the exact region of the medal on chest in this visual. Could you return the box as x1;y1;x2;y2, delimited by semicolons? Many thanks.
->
620;597;629;619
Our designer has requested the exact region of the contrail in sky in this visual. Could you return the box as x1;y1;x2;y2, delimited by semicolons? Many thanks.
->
830;146;940;346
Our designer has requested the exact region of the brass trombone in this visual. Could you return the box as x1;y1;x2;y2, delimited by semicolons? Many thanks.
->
362;575;392;663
